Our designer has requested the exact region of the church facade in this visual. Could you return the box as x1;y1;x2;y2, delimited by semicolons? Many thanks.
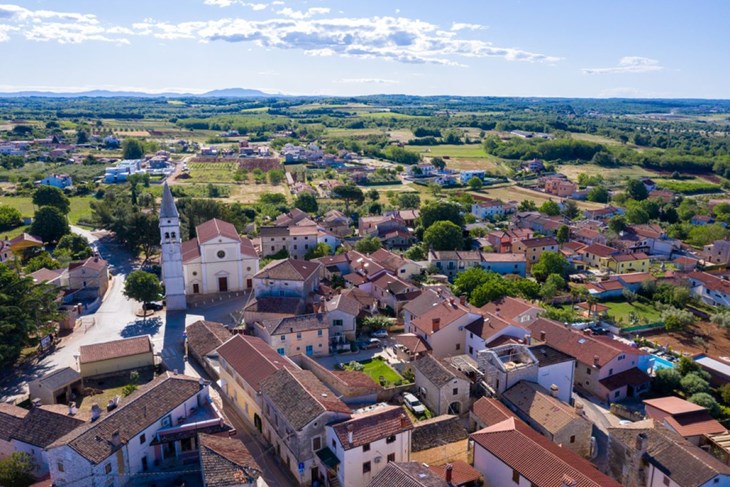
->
159;183;259;307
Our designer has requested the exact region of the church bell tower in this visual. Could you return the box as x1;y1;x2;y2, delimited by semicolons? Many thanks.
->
159;182;186;310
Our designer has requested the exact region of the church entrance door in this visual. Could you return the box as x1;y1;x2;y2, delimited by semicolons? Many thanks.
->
218;277;228;292
246;278;253;289
193;283;199;294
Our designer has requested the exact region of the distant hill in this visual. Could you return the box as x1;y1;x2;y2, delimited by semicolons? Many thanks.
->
0;87;273;98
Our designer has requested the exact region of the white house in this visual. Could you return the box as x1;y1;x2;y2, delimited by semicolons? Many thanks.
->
40;173;73;189
407;297;482;358
460;169;486;184
471;200;506;220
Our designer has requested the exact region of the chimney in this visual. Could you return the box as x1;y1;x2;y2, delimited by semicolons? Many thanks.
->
432;318;441;332
575;402;584;416
445;464;453;484
111;430;122;448
68;401;77;416
524;334;531;345
540;330;546;341
561;475;577;487
347;424;354;445
449;297;456;307
91;402;101;421
400;413;408;428
550;384;559;398
593;355;600;367
459;295;466;305
107;399;117;412
635;432;648;454
31;398;41;409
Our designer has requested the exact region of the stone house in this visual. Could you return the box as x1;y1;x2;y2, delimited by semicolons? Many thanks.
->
410;415;469;466
252;313;329;357
411;354;471;416
67;256;109;298
78;335;155;379
28;367;83;405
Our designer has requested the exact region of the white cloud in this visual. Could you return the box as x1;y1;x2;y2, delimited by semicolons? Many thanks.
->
136;15;561;66
451;22;484;31
583;56;663;75
203;0;268;10
337;78;399;84
0;3;129;43
276;7;330;19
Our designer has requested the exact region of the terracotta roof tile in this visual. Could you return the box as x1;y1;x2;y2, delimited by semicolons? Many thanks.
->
428;461;482;486
79;335;152;364
217;334;297;392
502;382;586;435
644;396;707;415
412;354;469;388
186;320;232;359
196;218;241;244
470;397;513;428
332;405;413;450
367;462;449;487
479;297;543;326
255;258;321;281
199;433;261;486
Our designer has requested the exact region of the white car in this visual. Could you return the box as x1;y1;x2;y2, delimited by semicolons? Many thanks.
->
371;329;388;338
402;392;426;415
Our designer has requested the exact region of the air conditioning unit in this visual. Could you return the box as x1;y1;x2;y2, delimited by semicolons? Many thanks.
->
374;456;382;464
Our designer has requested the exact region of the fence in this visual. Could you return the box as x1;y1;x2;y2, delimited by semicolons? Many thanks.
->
619;322;665;335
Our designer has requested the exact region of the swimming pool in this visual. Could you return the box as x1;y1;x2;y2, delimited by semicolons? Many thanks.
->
652;354;675;370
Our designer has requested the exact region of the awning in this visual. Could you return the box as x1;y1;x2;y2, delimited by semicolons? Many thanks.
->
316;447;340;469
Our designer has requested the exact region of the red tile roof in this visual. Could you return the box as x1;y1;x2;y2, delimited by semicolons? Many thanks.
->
79;335;152;364
217;334;297;392
412;300;469;335
522;237;559;248
581;243;617;258
479;296;543;326
428;461;482;486
644;396;707;415
256;258;321;281
196;218;241;244
182;238;201;263
598;367;651;391
665;411;726;438
332;405;413;450
471;417;622;487
614;272;654;284
394;333;431;354
470;397;512;427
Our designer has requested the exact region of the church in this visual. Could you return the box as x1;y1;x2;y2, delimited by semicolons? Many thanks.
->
160;183;259;310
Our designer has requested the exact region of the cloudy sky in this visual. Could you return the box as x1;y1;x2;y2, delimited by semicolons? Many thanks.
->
0;0;727;98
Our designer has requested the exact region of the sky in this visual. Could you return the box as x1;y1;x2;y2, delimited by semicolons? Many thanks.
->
0;0;728;98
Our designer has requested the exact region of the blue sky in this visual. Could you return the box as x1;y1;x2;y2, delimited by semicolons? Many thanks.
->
0;0;727;98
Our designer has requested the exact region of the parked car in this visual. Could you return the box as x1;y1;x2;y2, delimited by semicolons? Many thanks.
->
371;329;388;338
143;301;164;311
365;338;382;349
402;392;426;415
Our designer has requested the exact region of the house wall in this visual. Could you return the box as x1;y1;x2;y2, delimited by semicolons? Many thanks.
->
219;359;262;430
416;314;474;359
68;268;109;296
480;259;526;277
257;327;329;357
473;443;535;487
79;351;155;378
466;325;528;359
410;438;469;466
415;372;471;416
327;309;357;341
536;361;575;404
326;427;411;487
254;273;318;300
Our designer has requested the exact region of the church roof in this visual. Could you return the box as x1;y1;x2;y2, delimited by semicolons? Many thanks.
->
197;219;241;244
182;238;201;263
160;182;179;219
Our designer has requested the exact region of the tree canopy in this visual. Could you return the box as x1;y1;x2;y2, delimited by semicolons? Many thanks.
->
32;186;70;214
30;206;69;243
419;201;464;230
124;270;162;313
423;220;464;251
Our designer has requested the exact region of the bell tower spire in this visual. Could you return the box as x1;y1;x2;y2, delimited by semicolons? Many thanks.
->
159;182;186;310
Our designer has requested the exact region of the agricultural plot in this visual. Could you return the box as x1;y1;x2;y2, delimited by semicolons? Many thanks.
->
187;162;237;183
405;144;512;175
555;163;655;182
479;184;605;210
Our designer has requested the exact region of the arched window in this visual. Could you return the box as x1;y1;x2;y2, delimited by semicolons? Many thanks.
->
164;232;170;239
171;232;176;239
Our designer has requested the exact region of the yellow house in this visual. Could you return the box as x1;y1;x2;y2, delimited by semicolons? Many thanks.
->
578;243;618;270
607;252;650;273
514;237;559;270
78;335;154;378
217;334;297;432
252;313;329;357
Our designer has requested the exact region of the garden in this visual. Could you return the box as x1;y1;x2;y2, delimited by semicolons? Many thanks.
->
341;357;409;388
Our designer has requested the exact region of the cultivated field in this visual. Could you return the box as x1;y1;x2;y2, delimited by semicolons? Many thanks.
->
478;184;605;209
405;144;512;175
555;163;655;182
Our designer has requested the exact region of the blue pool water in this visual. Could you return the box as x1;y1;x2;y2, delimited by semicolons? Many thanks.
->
652;354;675;370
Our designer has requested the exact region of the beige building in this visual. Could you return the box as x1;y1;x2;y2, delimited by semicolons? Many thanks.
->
258;225;319;260
28;367;83;405
78;335;154;378
513;236;559;269
67;256;109;298
252;313;329;357
182;218;259;295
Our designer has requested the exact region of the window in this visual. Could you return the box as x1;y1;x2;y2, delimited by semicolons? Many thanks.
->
333;319;343;327
469;346;473;355
614;391;621;398
57;462;64;473
140;434;146;444
453;388;459;396
663;476;670;486
277;348;285;355
217;250;226;259
455;343;460;351
281;335;286;341
586;368;591;375
387;453;395;462
318;329;323;337
297;332;302;340
609;368;613;375
181;437;193;452
570;435;575;443
470;332;474;339
332;439;336;448
161;415;172;427
512;469;520;483
312;436;321;451
386;435;396;444
363;462;371;474
105;464;112;474
363;443;370;452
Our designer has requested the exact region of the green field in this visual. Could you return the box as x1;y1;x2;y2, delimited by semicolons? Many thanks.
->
404;144;511;175
345;357;403;387
187;162;238;183
555;163;655;183
0;195;95;237
603;301;662;326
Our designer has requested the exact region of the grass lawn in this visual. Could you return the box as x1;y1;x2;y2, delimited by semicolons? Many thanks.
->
346;357;403;387
0;195;95;237
76;370;156;412
555;163;655;183
603;301;662;326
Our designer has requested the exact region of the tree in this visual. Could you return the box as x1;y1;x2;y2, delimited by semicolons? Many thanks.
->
591;151;616;166
0;452;36;487
531;251;569;282
397;193;421;209
122;138;145;159
24;252;61;273
419;201;465;230
518;200;538;212
562;200;579;220
625;206;650;225
76;130;89;144
30;206;69;243
355;236;382;254
689;393;721;418
403;243;426;261
539;200;560;216
467;177;483;191
366;189;380;201
661;306;695;331
556;225;570;244
626;179;649;201
54;233;94;261
540;274;566;301
0;205;22;231
587;186;609;203
332;184;364;212
126;212;160;262
268;169;285;185
0;264;60;369
608;216;627;234
294;193;318;213
672;287;691;308
652;367;681;396
305;243;331;260
423;221;464;251
32;186;70;214
431;157;446;171
680;372;711;396
123;270;162;319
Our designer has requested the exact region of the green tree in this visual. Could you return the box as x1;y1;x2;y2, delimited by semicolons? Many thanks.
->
24;252;61;273
591;151;616;166
30;206;69;243
540;274;566;301
54;233;94;260
126;212;160;262
355;236;382;254
689;393;721;417
680;372;711;396
453;267;492;298
539;200;560;216
467;176;483;191
366;189;380;201
0;452;36;487
76;130;89;144
397;193;421;209
625;206;650;224
662;306;695;331
423;221;464;251
0;205;22;231
32;186;70;214
556;225;570;244
587;186;609;203
626;179;649;201
419;201;465;230
518;200;538;212
122;138;145;159
562;200;579;220
268;169;285;185
294;193;318;213
332;184;365;212
123;270;162;319
431;157;446;171
530;251;569;282
652;367;681;396
305;243;331;260
608;216;627;234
